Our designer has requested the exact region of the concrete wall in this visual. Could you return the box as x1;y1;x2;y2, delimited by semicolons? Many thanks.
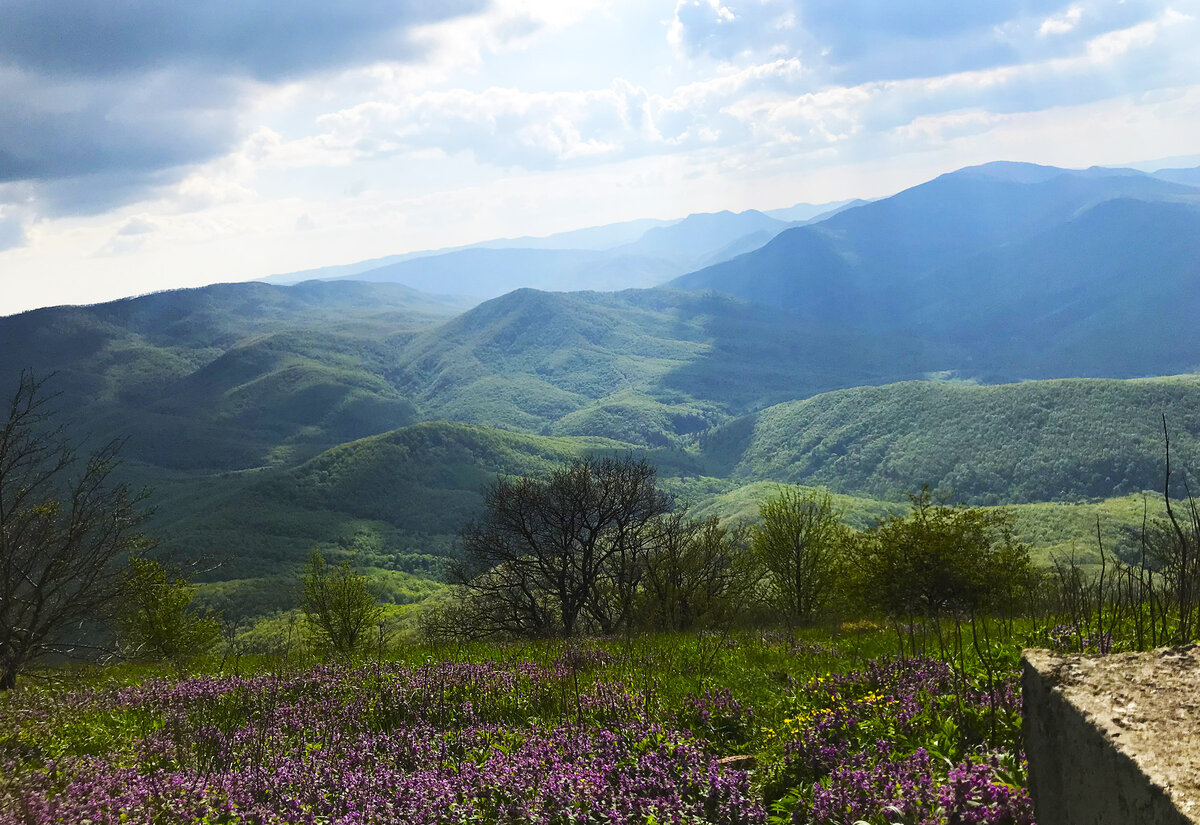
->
1023;647;1200;825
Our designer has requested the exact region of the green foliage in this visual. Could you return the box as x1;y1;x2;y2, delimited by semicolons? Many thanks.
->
850;489;1033;624
117;556;220;669
751;488;848;625
717;376;1200;504
300;550;384;659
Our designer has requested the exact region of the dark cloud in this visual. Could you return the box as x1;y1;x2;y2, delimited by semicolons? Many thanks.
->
0;1;489;212
0;1;487;80
0;69;241;184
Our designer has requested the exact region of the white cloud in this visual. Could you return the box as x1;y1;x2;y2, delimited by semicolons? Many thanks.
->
1085;6;1194;60
1040;4;1085;35
117;216;158;236
669;0;806;62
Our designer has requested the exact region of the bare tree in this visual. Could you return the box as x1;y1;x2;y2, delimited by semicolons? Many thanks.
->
0;372;151;690
453;455;669;638
640;511;755;632
1148;415;1200;643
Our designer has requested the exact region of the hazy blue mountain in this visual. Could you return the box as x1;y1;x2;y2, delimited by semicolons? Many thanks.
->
472;217;676;251
669;163;1200;378
295;210;804;298
764;198;864;222
905;197;1200;378
323;247;681;298
1152;165;1200;187
265;210;802;295
612;209;792;269
261;218;680;285
696;230;776;268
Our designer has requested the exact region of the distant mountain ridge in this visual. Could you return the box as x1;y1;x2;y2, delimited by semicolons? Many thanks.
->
260;201;853;296
669;161;1200;378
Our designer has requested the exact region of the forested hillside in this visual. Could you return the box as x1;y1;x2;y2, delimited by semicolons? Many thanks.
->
703;376;1200;503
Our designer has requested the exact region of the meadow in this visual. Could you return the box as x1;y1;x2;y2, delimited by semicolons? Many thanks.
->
0;627;1037;825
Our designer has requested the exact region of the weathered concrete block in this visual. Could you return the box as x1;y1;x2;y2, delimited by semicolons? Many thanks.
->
1023;646;1200;825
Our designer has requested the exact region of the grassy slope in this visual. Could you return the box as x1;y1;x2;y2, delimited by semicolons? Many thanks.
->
686;480;1166;566
160;421;704;618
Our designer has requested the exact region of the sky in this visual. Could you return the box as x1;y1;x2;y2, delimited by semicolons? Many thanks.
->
2;0;1199;316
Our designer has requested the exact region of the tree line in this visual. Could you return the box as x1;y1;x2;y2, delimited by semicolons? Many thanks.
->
421;455;1036;646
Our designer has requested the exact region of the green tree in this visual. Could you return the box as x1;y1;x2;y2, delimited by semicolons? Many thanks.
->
639;512;755;632
750;488;847;626
0;372;151;691
117;555;220;671
852;487;1032;654
301;550;382;658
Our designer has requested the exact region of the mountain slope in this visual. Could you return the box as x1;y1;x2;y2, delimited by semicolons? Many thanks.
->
668;163;1200;380
390;287;948;438
704;376;1200;504
0;280;472;471
326;210;799;298
328;247;681;297
671;163;1198;319
911;197;1200;378
150;421;703;585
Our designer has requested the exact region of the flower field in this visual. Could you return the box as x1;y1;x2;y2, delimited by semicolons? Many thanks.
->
0;632;1034;824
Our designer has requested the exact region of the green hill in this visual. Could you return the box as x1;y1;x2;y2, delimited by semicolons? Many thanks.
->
149;422;704;603
0;280;472;471
392;287;942;439
704;376;1200;504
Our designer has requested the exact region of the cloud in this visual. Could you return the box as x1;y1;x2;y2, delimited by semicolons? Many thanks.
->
296;3;1200;175
0;1;489;214
669;0;1173;82
0;208;27;250
0;1;486;80
117;216;158;236
1040;4;1085;35
313;81;659;169
306;60;813;170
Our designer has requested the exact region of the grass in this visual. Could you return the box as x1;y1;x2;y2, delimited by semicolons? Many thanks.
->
0;625;1036;824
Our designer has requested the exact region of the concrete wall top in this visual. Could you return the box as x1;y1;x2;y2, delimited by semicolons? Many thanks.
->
1024;645;1200;824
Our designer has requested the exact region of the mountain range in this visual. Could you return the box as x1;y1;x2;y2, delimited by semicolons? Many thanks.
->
6;159;1200;614
261;201;859;298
